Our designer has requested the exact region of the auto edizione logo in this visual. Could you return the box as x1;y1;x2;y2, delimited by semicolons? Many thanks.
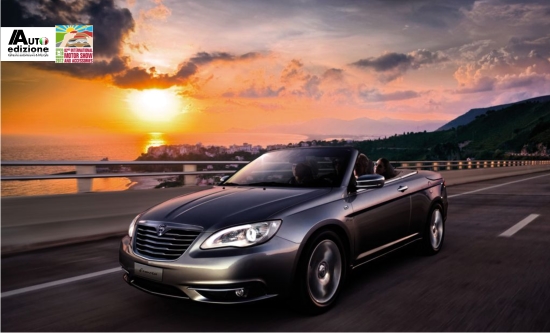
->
0;27;55;61
7;29;50;57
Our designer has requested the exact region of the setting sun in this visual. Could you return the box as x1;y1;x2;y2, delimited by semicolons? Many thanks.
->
127;89;182;122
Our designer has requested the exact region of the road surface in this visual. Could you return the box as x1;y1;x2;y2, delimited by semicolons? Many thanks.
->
2;172;549;331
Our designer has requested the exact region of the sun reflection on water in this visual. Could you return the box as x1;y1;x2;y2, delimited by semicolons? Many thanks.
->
143;132;167;154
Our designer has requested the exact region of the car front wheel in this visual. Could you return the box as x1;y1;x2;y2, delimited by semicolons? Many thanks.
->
293;230;346;314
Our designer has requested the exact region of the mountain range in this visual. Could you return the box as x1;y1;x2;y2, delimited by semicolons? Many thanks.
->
352;96;550;161
437;95;550;131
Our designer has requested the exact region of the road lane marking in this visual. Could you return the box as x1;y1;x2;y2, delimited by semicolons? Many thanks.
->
1;267;121;298
448;173;550;198
499;214;540;237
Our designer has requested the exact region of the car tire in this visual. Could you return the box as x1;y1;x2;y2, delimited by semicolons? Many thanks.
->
421;203;445;255
292;230;346;314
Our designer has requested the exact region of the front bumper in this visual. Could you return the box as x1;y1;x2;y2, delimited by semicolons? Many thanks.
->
119;234;299;304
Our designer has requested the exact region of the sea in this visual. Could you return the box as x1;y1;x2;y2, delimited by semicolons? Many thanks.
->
1;132;308;197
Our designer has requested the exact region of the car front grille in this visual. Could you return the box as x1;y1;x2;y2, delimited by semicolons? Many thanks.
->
134;224;201;260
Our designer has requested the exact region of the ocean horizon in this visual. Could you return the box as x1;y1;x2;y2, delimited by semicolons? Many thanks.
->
1;132;309;197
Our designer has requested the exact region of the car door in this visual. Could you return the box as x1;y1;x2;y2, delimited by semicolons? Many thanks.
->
348;176;412;262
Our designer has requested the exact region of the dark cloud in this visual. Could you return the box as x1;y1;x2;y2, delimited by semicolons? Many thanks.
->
239;52;262;60
112;52;259;90
352;53;412;72
190;52;261;65
238;85;285;98
32;56;128;79
85;0;134;57
31;55;202;90
351;49;448;81
322;68;344;81
112;62;199;89
411;49;449;66
176;62;200;78
352;50;448;71
359;89;420;102
1;0;79;27
463;1;550;42
506;35;550;58
407;3;466;29
190;52;235;65
113;67;181;89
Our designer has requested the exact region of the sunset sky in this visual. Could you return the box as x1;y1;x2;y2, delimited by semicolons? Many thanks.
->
2;0;550;138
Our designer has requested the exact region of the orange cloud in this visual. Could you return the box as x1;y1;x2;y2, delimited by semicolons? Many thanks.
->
140;0;171;20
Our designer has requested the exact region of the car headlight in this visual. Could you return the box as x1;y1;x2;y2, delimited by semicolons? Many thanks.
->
201;220;282;249
128;214;142;237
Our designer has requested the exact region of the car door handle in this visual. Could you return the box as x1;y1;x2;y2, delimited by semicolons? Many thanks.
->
397;185;408;192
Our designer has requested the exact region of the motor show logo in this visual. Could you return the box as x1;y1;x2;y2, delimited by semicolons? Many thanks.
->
55;25;94;64
1;25;93;63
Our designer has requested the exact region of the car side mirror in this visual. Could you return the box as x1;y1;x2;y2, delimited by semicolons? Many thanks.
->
356;174;385;189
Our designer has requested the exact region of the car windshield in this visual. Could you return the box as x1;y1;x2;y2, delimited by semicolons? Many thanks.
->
224;148;354;188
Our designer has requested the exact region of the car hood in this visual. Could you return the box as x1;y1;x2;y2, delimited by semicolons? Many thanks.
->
140;186;332;232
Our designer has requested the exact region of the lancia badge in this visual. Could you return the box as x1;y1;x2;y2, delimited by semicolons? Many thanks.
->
157;224;166;236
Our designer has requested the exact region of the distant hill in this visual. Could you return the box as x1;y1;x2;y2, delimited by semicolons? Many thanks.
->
353;98;550;161
437;95;550;131
455;99;550;159
255;117;444;139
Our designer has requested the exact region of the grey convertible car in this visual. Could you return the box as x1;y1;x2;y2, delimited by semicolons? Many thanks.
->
120;147;447;313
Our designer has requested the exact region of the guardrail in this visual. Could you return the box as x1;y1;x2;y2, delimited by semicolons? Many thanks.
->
393;159;550;171
1;160;249;192
1;159;549;192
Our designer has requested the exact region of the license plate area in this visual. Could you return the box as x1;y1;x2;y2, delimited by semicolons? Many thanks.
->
135;263;163;282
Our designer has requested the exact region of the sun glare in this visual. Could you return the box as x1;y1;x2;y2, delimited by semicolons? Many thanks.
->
143;132;167;153
127;89;182;122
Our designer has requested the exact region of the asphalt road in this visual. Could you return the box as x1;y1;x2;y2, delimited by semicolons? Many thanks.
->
2;172;550;331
